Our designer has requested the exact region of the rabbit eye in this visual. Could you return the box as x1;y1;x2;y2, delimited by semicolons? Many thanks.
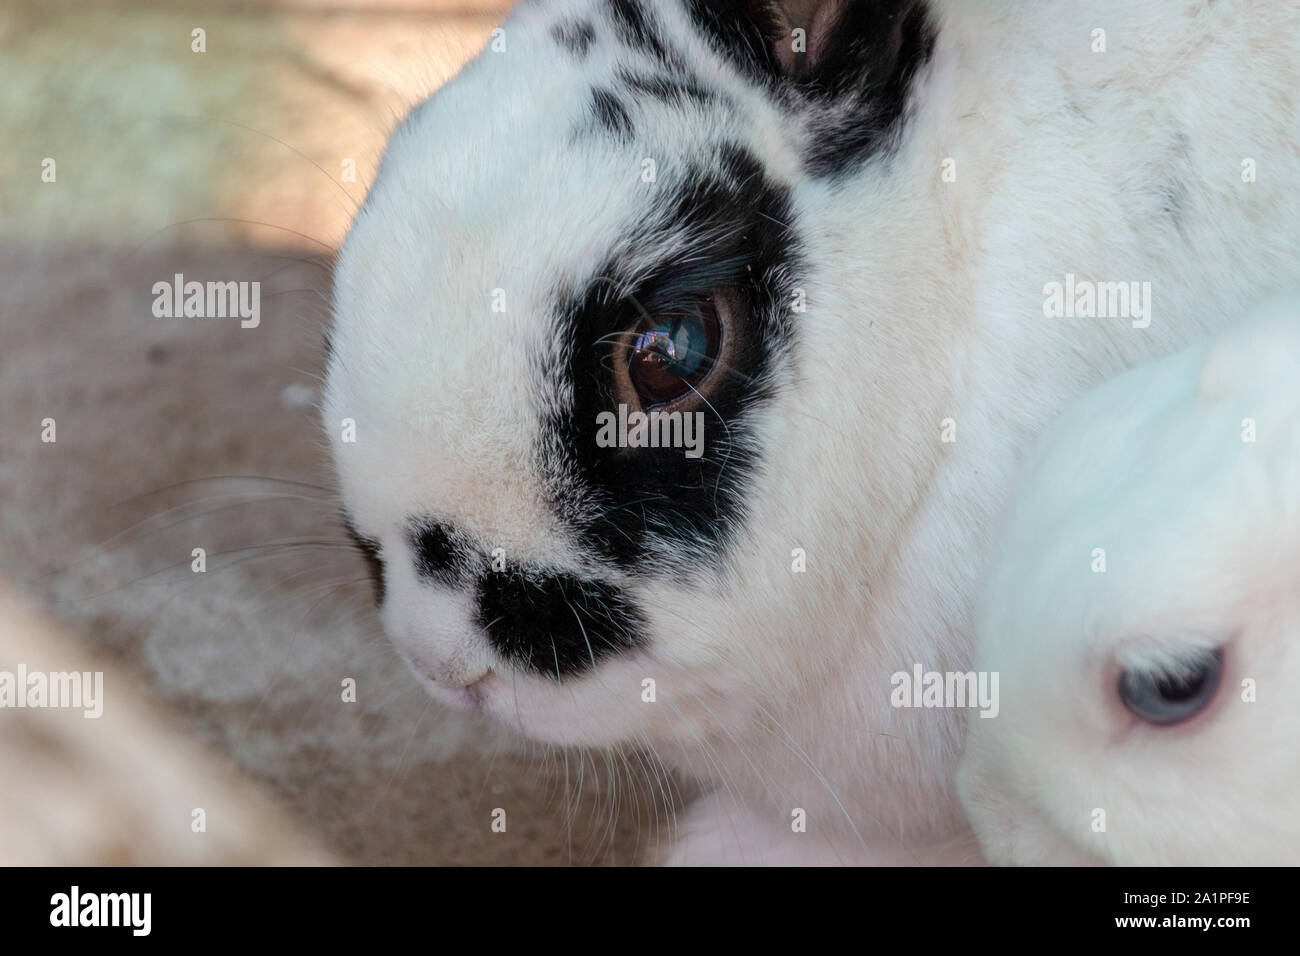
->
1117;648;1223;725
625;298;721;407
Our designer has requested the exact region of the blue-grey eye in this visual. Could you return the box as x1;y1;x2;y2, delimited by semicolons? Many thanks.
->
1118;647;1223;725
627;298;721;406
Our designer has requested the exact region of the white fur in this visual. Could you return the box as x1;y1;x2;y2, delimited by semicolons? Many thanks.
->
325;0;1300;864
958;296;1300;865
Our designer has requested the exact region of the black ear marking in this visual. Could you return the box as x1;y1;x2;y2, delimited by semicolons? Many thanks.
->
687;0;785;85
764;0;852;76
690;0;937;177
692;0;920;81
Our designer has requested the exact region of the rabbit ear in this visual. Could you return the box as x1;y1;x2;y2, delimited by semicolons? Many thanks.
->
700;1;934;94
698;0;935;174
766;0;851;75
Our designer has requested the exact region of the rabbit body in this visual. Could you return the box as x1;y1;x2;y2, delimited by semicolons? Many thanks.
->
958;295;1300;865
324;0;1300;863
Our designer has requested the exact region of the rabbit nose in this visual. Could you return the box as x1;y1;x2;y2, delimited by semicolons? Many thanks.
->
403;648;486;689
387;627;501;713
379;583;491;684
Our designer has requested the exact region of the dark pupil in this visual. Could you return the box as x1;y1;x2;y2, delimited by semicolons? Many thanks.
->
1117;648;1223;726
1156;668;1208;701
627;305;716;406
636;318;704;374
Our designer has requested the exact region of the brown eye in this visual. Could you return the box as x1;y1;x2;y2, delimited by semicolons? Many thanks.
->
626;299;721;407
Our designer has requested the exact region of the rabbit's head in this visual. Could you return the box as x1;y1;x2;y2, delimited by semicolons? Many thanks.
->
957;297;1300;865
323;0;939;745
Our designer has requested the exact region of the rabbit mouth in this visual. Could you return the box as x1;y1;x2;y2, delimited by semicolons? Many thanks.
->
414;670;501;713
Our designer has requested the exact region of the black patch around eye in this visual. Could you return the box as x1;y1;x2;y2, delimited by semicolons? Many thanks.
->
476;566;645;679
590;87;635;141
342;516;385;605
539;143;801;574
552;18;596;57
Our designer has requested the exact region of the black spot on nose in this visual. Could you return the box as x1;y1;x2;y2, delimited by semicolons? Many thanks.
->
476;568;645;679
403;517;645;678
408;520;477;585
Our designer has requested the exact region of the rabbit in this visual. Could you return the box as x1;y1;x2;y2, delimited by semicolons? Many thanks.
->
322;0;1300;864
957;296;1300;866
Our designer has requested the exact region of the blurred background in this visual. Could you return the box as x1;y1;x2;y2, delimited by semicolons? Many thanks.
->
0;0;665;864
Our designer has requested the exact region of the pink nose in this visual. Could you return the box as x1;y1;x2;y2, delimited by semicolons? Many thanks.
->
419;669;500;712
396;644;481;688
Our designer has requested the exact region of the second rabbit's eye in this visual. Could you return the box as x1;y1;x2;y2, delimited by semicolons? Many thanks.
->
626;299;721;407
1118;648;1223;726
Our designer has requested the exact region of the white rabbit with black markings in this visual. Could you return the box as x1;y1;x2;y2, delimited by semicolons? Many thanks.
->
323;0;1300;864
958;295;1300;866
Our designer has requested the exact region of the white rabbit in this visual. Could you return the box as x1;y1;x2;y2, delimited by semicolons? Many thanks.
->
323;0;1300;864
958;296;1300;866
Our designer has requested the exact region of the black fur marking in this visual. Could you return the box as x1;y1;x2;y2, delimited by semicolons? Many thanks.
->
686;0;783;86
552;18;596;57
617;69;720;109
803;1;936;177
1156;130;1192;239
1156;177;1188;237
590;87;635;141
407;519;478;586
476;567;646;678
689;0;937;178
342;516;386;605
402;515;642;679
607;0;680;69
540;144;801;572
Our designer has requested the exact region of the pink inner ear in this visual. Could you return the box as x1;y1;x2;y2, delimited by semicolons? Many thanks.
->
769;0;850;75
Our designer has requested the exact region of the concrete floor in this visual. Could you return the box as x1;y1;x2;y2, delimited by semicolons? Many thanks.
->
0;0;668;865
